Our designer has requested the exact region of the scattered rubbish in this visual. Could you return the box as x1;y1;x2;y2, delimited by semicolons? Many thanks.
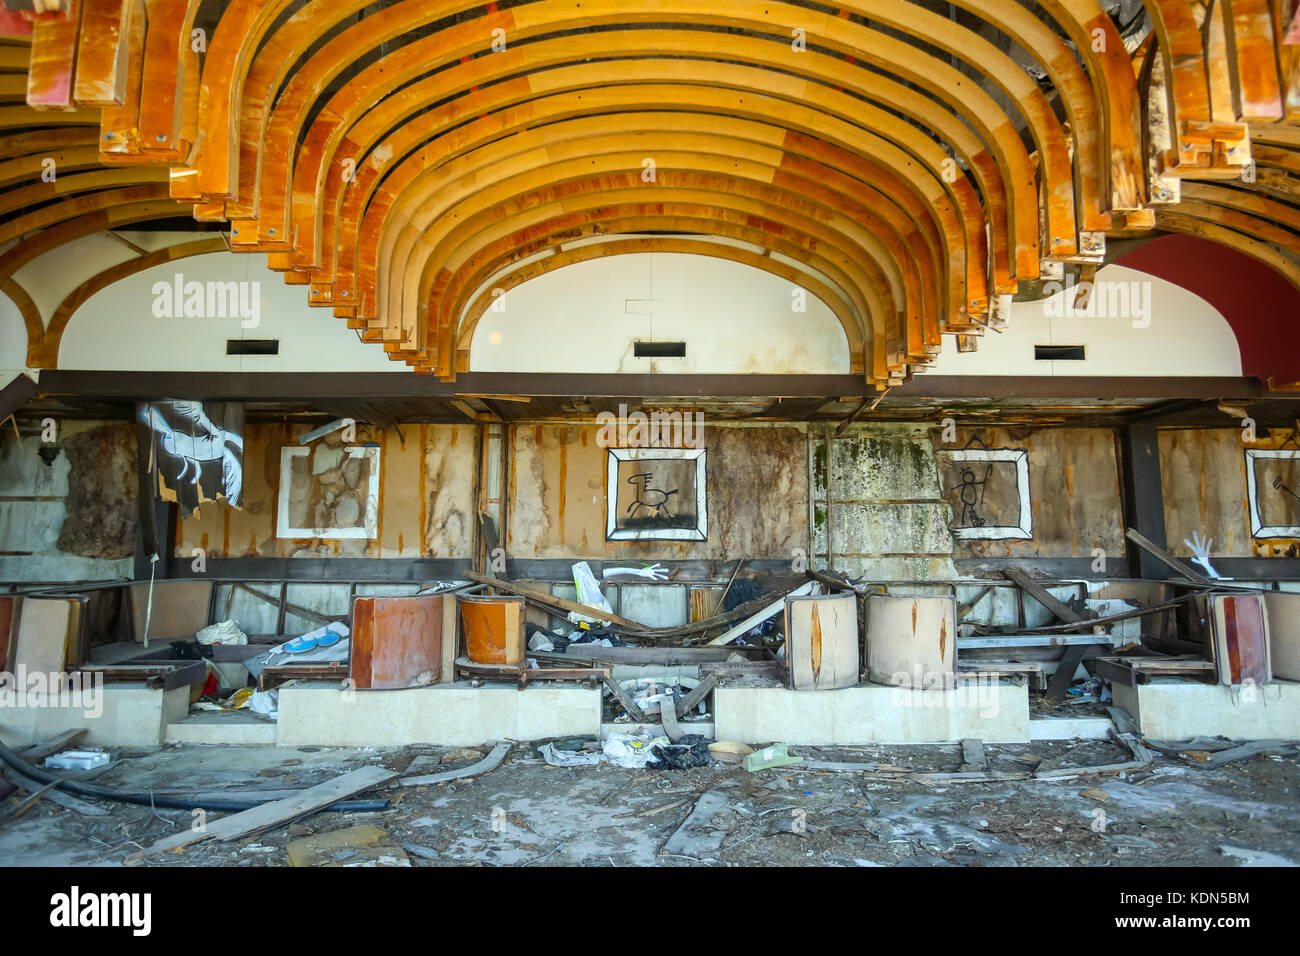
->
603;733;671;769
287;824;410;867
248;689;278;718
402;843;441;861
44;751;110;771
1199;740;1299;769
708;741;754;765
661;790;730;859
647;734;712;771
1220;845;1298;867
743;743;804;772
127;766;398;863
401;742;510;786
196;619;248;646
539;742;602;767
1080;788;1109;803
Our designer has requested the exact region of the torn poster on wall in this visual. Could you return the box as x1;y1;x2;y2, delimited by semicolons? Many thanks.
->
136;400;244;516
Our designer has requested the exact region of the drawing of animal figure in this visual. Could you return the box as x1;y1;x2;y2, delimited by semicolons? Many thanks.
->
626;473;678;521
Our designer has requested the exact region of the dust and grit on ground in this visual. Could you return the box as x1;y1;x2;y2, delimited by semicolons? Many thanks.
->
2;738;1296;868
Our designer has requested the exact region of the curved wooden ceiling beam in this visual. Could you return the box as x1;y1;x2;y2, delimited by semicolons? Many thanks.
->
379;143;924;364
210;2;1044;278
387;129;936;364
344;85;977;333
827;0;1076;257
417;190;905;365
255;38;999;300
1155;209;1300;293
308;58;984;315
0;198;188;282
179;0;296;202
385;162;907;359
0;164;168;219
0;181;171;246
944;0;1110;231
1037;0;1145;209
361;114;936;333
1;276;43;365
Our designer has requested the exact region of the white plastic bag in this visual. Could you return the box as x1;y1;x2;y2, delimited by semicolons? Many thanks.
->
196;619;248;646
571;561;613;614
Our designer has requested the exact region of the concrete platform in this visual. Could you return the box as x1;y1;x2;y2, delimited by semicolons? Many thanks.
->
1113;679;1300;740
0;683;189;748
275;681;601;746
1029;717;1114;740
164;711;277;745
712;681;1030;745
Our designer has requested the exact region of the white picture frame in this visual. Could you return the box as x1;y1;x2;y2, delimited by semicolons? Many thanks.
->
277;446;380;539
936;448;1033;540
1245;448;1300;538
606;447;707;541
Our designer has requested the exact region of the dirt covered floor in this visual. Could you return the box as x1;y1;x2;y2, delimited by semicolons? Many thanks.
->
2;738;1296;867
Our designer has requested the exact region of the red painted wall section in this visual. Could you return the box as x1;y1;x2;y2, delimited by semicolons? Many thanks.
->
1117;234;1300;387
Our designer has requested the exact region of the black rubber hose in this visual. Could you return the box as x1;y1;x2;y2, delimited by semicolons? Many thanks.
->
0;738;390;813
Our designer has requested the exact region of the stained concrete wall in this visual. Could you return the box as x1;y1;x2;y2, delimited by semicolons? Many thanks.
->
811;425;957;580
507;422;808;561
177;422;476;559
0;422;136;582
1160;426;1299;560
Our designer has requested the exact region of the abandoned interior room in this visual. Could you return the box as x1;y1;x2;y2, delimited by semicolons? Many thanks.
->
0;0;1299;877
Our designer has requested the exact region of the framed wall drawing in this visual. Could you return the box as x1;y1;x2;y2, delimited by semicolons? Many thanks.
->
936;446;1032;540
606;447;707;541
1245;448;1300;538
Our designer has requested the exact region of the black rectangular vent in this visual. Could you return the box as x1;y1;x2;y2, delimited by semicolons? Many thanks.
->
227;339;279;356
634;341;686;358
1034;344;1086;361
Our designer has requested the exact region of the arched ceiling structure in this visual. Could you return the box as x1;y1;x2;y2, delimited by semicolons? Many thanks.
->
2;0;1299;387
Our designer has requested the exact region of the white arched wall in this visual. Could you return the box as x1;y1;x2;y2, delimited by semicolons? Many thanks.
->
39;238;402;373
930;264;1243;377
468;251;852;374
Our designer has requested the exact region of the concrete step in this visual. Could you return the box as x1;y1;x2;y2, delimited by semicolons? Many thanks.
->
164;710;277;745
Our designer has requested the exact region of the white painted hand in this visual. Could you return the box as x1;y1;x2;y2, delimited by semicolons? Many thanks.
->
1183;531;1222;579
601;563;670;581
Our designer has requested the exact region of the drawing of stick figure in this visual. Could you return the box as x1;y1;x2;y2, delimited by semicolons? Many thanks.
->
626;473;678;520
953;464;991;527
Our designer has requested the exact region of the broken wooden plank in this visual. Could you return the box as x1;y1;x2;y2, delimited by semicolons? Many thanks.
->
1001;570;1090;703
126;766;397;862
1002;569;1084;624
1124;528;1211;584
0;766;108;816
706;580;816;645
18;728;87;761
602;674;647;723
674;673;718;718
399;741;510;787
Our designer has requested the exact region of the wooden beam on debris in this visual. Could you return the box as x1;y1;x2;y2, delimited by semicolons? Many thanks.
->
127;766;396;863
706;580;816;646
1001;569;1089;702
1124;528;1211;585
